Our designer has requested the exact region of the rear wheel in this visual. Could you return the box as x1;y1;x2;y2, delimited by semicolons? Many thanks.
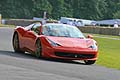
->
35;40;42;58
12;32;24;53
84;60;96;65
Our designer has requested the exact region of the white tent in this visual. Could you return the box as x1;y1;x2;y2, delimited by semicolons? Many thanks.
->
95;19;120;25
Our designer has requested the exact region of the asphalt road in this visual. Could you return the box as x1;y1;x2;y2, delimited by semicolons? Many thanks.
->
0;27;120;80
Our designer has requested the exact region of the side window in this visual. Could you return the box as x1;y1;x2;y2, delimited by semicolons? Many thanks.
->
31;23;41;34
42;26;49;35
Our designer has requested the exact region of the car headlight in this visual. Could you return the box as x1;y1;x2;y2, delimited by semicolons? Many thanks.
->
89;43;97;50
47;38;61;47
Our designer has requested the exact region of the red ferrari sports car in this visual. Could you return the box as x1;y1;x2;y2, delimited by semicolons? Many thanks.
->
12;22;98;64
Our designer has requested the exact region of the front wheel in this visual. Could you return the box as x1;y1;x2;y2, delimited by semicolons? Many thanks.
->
35;40;42;58
84;60;96;65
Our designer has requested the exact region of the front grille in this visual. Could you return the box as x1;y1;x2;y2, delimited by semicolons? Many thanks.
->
55;52;95;59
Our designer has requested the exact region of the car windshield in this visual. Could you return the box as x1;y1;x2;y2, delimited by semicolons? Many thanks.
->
42;24;85;38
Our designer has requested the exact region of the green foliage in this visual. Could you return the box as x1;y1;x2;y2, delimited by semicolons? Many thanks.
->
113;3;120;18
0;0;120;20
48;0;64;19
113;11;120;18
84;33;120;69
33;0;52;18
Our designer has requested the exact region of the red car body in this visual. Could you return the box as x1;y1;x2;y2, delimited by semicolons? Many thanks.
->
12;23;98;64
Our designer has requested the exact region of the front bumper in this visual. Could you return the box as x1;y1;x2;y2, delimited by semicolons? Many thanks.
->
43;46;98;60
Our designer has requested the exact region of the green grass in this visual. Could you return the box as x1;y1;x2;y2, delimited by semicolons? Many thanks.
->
94;36;120;70
84;33;120;39
84;33;120;69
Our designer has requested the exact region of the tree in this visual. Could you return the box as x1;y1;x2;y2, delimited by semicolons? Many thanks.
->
33;0;52;18
72;0;108;20
113;2;120;18
113;11;120;18
63;0;73;17
96;0;108;20
0;0;120;20
104;0;120;19
0;0;33;18
48;0;65;19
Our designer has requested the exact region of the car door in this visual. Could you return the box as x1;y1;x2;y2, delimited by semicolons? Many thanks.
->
23;23;41;51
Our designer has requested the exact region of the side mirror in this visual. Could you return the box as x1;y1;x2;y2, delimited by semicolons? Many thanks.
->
87;34;93;39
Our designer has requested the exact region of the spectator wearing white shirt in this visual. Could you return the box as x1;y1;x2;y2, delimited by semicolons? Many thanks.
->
114;22;118;28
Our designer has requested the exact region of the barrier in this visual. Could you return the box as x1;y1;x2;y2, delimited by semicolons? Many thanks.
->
78;26;120;36
5;19;57;26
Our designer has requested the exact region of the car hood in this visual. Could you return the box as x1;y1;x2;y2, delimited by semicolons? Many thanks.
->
47;36;94;48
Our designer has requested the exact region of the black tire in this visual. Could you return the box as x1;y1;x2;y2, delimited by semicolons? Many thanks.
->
84;60;96;65
12;32;24;53
35;40;42;58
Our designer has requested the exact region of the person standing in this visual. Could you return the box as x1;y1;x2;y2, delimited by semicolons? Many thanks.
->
113;22;119;28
